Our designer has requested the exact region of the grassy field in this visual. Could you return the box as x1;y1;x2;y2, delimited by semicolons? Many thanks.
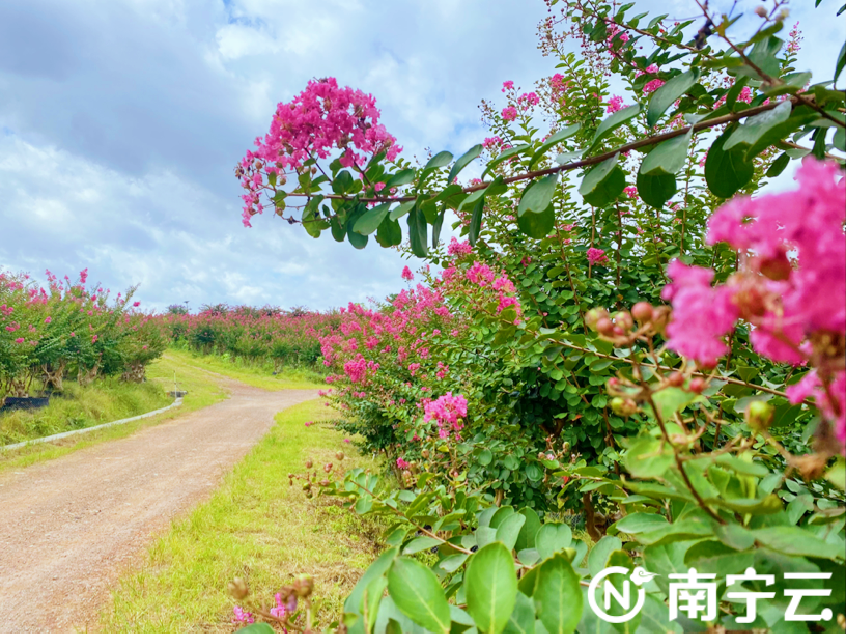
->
101;399;382;633
0;353;228;472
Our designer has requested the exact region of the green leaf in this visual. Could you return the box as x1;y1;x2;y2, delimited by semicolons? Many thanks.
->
624;438;673;479
469;197;484;247
440;554;470;573
647;69;700;128
530;124;581;168
503;592;536;634
579;156;626;207
640;129;693;175
836;40;846;83
333;170;355;195
766;152;790;177
732;35;783;80
744;107;820;159
536;523;572;560
363;575;389;633
403;536;442;555
637;170;676;208
705;128;755;198
517;203;555;239
375;217;402;248
555;149;585;165
613;512;668;535
590;106;641;151
347;206;369;249
636;518;713;546
423;150;454;174
724;101;792;151
515;508;542;551
345;548;399;615
354;203;392;235
752;527;845;561
587;536;622;577
497;513;527;551
825;459;845;490
533;554;583;634
432;210;445;248
684;540;754;575
518;174;559;216
466;542;518;634
650;387;703;420
389;200;415;221
407;207;428;258
387;557;451;634
448;144;483;185
385;169;416;189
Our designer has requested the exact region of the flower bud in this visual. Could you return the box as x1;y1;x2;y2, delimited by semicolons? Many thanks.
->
608;377;619;389
305;459;313;469
421;449;430;459
323;462;333;473
651;306;671;335
746;400;774;430
228;577;249;600
336;451;345;461
687;377;706;394
596;317;615;336
667;372;685;387
631;302;653;323
585;308;610;331
755;5;767;17
319;479;330;486
611;397;638;417
614;311;633;332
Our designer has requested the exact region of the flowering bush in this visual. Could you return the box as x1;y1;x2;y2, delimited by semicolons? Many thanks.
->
0;269;165;402
232;0;845;630
158;305;340;370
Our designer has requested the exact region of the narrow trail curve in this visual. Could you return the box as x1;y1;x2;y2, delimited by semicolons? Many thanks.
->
0;376;318;632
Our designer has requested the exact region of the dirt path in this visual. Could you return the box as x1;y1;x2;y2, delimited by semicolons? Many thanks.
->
0;376;318;632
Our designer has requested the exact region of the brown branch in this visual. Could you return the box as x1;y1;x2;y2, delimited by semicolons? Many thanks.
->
285;99;788;204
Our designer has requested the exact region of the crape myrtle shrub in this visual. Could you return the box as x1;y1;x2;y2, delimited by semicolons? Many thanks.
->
229;0;846;631
0;269;166;401
158;305;341;369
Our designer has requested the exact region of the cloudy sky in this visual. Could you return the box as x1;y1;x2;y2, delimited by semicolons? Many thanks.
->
0;0;840;312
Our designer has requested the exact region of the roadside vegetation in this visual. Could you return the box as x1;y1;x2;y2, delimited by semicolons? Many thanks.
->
101;399;382;632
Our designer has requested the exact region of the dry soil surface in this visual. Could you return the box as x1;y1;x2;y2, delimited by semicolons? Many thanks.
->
0;377;317;632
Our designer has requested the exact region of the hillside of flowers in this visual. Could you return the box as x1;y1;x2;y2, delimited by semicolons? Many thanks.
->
158;305;340;369
226;0;846;631
0;269;166;403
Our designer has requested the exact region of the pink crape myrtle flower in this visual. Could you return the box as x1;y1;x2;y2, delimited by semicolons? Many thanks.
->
607;95;625;114
587;248;609;265
396;457;411;470
424;393;469;439
502;106;518;121
401;266;414;281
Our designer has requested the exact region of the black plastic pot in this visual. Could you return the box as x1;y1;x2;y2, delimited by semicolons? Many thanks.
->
0;396;51;412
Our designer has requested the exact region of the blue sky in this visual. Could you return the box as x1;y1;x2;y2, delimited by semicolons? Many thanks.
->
0;0;841;311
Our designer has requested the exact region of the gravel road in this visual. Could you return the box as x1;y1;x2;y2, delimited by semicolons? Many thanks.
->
0;377;318;632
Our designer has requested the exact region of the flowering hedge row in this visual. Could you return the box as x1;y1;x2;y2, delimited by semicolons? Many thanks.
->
158;305;340;369
0;269;166;402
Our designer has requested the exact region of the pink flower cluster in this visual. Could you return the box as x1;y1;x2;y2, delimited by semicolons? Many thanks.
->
502;106;518;122
587;248;609;265
401;266;414;281
448;237;473;256
607;95;625;114
663;159;845;448
239;78;401;227
424;393;469;440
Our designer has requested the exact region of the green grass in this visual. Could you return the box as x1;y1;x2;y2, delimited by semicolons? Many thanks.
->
165;348;325;391
0;353;228;472
0;380;171;446
101;399;382;633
